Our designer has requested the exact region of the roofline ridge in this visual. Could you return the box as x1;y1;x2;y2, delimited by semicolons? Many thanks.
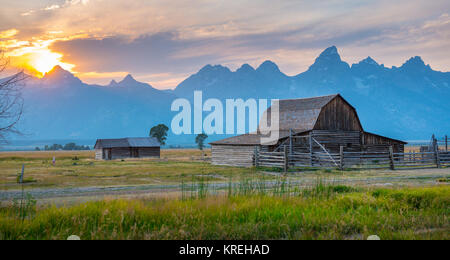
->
279;94;339;102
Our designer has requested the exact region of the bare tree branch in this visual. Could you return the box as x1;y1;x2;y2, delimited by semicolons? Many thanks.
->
0;51;28;144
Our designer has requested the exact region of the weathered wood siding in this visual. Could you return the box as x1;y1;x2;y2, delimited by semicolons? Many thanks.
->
363;133;405;153
95;149;103;160
138;147;160;158
96;147;160;160
211;145;257;167
109;148;131;160
311;130;362;153
314;97;362;131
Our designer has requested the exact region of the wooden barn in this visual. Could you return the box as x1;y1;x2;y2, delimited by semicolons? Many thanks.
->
94;137;160;160
210;94;406;167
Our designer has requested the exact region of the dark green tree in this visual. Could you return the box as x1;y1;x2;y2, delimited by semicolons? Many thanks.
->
195;133;208;151
64;143;76;150
150;124;169;145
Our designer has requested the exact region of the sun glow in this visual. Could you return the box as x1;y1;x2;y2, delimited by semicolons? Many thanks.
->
26;50;75;77
3;32;77;78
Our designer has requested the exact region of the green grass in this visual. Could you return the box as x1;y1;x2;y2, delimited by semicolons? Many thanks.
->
1;150;448;191
0;150;265;190
1;185;448;240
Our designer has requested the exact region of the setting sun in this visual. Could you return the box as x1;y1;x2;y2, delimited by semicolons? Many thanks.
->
31;51;61;74
28;50;74;76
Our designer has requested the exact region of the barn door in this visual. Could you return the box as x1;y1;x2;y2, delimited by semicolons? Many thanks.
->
106;149;112;160
133;148;139;158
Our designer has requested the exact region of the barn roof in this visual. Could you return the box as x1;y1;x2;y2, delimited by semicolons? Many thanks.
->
94;137;160;149
211;94;342;146
263;94;363;131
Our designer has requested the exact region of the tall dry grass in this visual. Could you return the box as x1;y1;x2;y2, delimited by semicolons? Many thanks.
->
0;185;448;240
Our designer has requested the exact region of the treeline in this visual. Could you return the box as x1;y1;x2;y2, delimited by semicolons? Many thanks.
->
35;143;91;151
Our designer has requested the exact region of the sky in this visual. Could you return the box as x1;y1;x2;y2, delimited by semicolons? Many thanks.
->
0;0;449;89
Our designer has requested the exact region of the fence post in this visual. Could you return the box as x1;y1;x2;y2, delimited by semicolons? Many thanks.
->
435;144;441;168
389;146;395;170
446;135;448;152
289;129;293;156
309;134;313;167
19;164;25;183
254;147;259;167
284;145;289;173
339;146;344;170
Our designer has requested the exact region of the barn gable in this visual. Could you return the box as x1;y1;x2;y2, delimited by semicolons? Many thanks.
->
211;94;361;146
261;94;338;132
313;95;363;131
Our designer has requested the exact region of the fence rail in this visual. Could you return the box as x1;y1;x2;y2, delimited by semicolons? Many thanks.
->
254;146;449;171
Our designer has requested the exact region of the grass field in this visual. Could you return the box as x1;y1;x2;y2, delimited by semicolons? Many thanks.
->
0;150;448;240
1;149;448;192
0;149;262;190
0;185;448;240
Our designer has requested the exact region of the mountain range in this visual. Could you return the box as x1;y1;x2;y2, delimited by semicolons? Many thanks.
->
8;46;450;146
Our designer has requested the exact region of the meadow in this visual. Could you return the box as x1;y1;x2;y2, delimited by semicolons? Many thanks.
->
1;149;447;192
0;150;449;240
0;185;448;240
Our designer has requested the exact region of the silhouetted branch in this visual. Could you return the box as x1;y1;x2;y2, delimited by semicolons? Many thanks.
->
0;51;28;144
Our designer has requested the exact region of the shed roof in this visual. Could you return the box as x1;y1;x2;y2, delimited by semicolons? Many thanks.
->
364;132;408;144
94;137;160;149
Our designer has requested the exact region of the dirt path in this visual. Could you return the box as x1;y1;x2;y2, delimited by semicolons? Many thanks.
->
1;168;448;204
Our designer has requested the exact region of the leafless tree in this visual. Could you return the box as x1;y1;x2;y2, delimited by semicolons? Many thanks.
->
0;51;27;144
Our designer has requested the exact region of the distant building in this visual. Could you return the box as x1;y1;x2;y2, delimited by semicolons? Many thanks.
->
94;137;160;160
210;94;406;167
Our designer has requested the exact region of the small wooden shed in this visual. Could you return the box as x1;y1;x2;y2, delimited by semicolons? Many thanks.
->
210;94;406;167
94;137;160;160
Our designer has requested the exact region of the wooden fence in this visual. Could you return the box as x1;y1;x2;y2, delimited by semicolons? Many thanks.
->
254;146;450;171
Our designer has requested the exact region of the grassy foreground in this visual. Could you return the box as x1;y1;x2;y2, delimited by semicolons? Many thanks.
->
0;185;448;240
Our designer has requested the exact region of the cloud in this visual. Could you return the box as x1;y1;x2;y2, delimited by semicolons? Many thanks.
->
0;0;449;88
44;5;60;11
0;29;19;39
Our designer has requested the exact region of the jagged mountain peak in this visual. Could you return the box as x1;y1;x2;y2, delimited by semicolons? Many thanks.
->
256;60;281;73
351;56;384;71
307;46;349;73
41;65;82;86
361;56;379;65
400;56;432;72
120;74;137;84
404;56;425;65
198;64;231;74
236;63;255;73
108;79;118;86
43;65;73;78
319;46;339;57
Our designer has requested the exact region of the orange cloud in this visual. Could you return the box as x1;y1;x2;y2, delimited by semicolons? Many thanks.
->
1;29;90;77
0;29;19;39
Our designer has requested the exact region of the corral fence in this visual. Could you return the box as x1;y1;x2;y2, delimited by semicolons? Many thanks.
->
254;145;450;171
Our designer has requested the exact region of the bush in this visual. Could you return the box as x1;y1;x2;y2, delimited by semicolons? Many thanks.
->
16;174;37;184
331;185;357;194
